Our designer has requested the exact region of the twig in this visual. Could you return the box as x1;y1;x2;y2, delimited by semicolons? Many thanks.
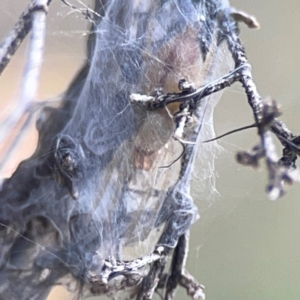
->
0;0;50;147
130;64;248;110
179;271;206;300
87;246;170;299
221;12;300;199
0;0;52;75
0;4;32;75
89;249;163;287
230;8;260;29
154;234;205;300
165;231;205;300
136;247;171;300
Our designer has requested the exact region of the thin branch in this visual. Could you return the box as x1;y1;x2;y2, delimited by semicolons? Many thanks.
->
0;0;52;75
0;0;51;148
222;13;300;199
89;249;162;284
178;271;206;300
230;8;260;29
164;233;189;300
136;247;171;300
155;233;205;300
0;5;32;75
130;64;248;110
87;246;168;297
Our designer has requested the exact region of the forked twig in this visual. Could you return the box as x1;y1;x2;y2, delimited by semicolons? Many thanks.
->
136;246;171;300
0;0;51;171
0;0;52;75
221;12;300;198
88;248;164;295
132;10;300;200
163;233;205;300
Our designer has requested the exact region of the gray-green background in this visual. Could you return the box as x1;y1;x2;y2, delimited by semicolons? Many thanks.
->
190;1;300;299
1;1;300;299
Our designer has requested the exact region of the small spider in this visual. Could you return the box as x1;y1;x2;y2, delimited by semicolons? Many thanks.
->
53;135;84;200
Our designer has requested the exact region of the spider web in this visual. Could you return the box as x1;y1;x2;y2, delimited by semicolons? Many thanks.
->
0;1;237;299
57;0;233;258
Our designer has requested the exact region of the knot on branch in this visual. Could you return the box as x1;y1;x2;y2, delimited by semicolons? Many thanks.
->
279;135;300;169
260;98;282;129
235;98;300;200
236;145;265;169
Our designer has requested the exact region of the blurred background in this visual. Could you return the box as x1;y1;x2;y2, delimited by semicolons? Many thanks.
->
1;1;300;299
